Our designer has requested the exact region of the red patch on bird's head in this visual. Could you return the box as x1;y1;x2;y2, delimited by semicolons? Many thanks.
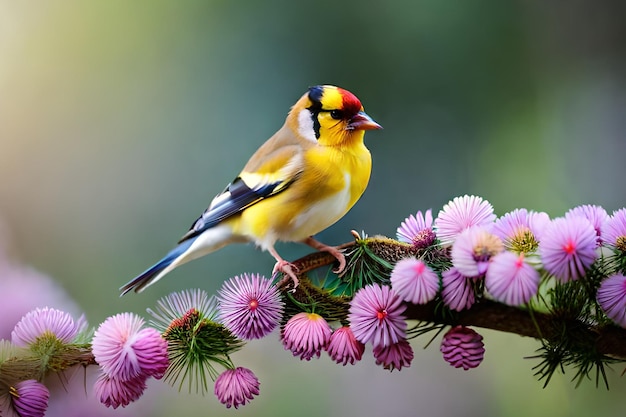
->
337;88;363;116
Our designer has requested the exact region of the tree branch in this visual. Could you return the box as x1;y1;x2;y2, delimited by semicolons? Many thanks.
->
289;241;626;360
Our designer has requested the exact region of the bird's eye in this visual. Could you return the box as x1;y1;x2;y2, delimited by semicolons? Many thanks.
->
330;110;343;120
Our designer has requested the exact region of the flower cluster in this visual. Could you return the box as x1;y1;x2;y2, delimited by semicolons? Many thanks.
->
396;197;615;310
92;313;169;409
149;288;256;409
1;308;87;417
391;197;626;368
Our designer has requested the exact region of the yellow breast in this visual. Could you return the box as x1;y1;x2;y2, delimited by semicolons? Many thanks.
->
236;141;371;250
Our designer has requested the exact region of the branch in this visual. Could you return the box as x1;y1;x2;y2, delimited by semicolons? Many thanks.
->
289;241;626;360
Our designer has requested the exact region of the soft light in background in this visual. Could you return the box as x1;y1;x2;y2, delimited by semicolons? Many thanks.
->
1;1;625;416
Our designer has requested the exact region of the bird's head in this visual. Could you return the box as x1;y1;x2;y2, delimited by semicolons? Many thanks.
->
288;85;382;146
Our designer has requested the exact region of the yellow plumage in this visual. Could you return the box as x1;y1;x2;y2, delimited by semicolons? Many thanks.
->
121;85;381;294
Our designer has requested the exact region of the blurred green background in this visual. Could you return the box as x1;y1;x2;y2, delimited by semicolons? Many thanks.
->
1;1;626;416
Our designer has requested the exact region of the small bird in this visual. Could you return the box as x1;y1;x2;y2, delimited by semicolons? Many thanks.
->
121;85;381;294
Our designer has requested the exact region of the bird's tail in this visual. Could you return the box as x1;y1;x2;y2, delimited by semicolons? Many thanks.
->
120;238;196;295
120;224;239;295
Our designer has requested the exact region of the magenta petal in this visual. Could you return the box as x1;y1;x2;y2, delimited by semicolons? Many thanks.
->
373;339;414;371
390;258;439;304
604;208;626;250
435;195;496;246
326;326;365;366
348;284;407;347
597;274;626;327
539;216;597;282
11;380;49;417
11;307;83;347
281;313;331;361
218;273;284;340
441;267;475;312
486;251;540;306
440;326;485;370
94;372;147;409
396;209;436;249
92;313;168;381
214;367;260;409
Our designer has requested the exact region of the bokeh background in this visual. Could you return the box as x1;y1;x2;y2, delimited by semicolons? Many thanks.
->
1;1;626;416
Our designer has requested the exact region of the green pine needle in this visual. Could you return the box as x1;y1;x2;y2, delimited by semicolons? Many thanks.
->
163;311;243;394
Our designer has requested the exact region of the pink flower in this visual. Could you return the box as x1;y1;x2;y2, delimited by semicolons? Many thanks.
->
451;227;504;277
435;195;496;246
539;217;598;282
566;204;608;246
326;326;365;366
604;208;626;251
597;274;626;328
492;208;550;253
373;338;414;371
281;312;331;361
440;326;485;370
485;251;540;306
441;267;475;312
9;379;49;417
348;284;407;347
214;367;260;409
94;372;147;409
390;258;439;304
396;209;436;249
218;273;284;340
11;307;86;347
92;313;168;381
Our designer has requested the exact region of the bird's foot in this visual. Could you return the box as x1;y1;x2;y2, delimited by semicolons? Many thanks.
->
274;260;299;291
303;237;346;275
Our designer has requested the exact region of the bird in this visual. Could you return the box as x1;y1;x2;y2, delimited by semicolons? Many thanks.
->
120;85;382;295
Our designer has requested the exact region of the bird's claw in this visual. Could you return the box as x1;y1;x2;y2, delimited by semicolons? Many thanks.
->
331;252;347;276
317;245;346;276
274;260;299;291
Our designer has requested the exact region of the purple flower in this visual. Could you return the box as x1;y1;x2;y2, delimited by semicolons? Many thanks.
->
434;195;496;246
11;307;86;347
348;284;407;347
440;326;485;370
566;204;608;246
326;326;365;366
214;367;260;409
390;258;439;304
485;252;540;306
373;338;414;371
441;267;475;311
396;209;436;249
217;273;283;340
451;227;504;277
597;274;626;328
604;208;626;251
281;312;331;360
44;364;163;417
492;208;550;253
94;372;147;409
92;313;168;382
9;379;49;417
539;216;598;282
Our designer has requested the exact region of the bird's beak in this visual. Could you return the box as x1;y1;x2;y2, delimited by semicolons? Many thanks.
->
347;111;383;131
